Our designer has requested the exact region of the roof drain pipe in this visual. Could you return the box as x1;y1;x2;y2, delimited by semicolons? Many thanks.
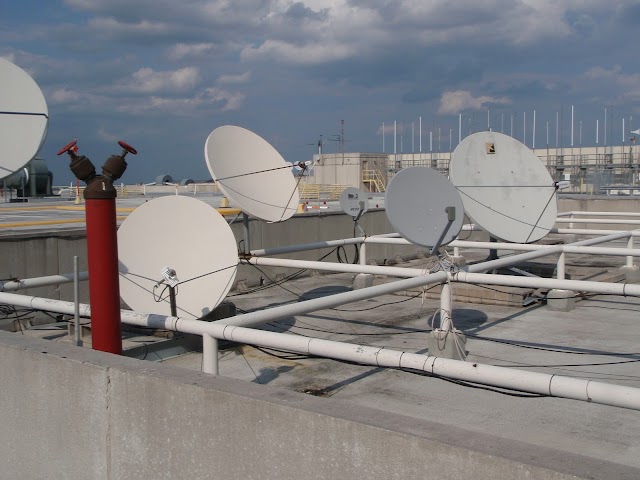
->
1;290;639;411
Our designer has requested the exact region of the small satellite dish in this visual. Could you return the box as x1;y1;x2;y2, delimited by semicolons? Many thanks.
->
340;187;368;220
385;167;464;251
450;131;557;243
0;58;48;181
118;196;238;319
205;125;300;222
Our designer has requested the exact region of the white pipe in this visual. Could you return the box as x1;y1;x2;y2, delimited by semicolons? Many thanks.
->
557;252;565;280
552;228;640;236
244;257;425;278
359;242;367;266
73;256;82;347
440;281;452;331
202;334;218;375
0;272;89;292
627;237;634;268
251;237;365;257
560;211;640;218
454;272;640;296
556;218;640;225
2;290;638;410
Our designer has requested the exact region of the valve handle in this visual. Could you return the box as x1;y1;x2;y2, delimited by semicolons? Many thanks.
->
57;139;78;156
118;140;137;155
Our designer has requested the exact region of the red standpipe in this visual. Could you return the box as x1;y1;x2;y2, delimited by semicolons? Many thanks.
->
85;198;122;354
58;139;137;355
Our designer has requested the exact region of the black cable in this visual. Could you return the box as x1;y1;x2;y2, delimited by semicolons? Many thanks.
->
178;264;238;285
402;369;549;398
267;320;429;337
215;164;294;182
229;247;339;297
332;286;438;312
152;284;172;303
252;345;312;360
466;333;640;357
247;262;305;299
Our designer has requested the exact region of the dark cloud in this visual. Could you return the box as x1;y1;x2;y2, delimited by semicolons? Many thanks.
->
3;0;639;184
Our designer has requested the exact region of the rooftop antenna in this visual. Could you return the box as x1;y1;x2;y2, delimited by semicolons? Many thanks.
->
339;186;369;241
385;166;466;360
206;125;300;224
0;58;48;181
385;167;463;255
449;131;558;244
118;195;238;319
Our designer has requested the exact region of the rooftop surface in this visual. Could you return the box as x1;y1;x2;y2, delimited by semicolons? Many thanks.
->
22;252;640;473
3;194;640;477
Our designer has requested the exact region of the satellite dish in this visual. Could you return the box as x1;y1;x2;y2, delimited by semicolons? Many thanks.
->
340;187;368;220
450;131;557;243
205;125;300;222
0;58;48;181
385;167;464;251
118;196;238;319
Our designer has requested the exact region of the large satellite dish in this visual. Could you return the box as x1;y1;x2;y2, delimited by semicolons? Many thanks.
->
0;58;48;180
118;196;238;319
205;125;300;222
385;167;464;250
450;131;557;243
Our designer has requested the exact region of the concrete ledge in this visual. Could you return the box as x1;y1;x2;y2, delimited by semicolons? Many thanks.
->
0;331;638;479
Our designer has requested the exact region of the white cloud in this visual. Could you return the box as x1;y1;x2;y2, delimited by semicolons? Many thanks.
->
167;43;217;61
241;40;354;65
584;65;640;102
119;67;201;94
438;90;511;115
217;71;252;84
115;87;245;114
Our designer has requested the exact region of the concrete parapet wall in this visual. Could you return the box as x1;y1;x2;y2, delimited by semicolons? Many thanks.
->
0;210;426;307
1;330;635;480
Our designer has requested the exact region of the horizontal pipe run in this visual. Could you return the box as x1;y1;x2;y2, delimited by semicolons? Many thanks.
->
246;243;640;279
556;218;640;225
0;272;89;292
552;228;640;236
243;257;426;278
250;226;481;257
559;211;640;218
251;237;365;257
451;241;640;257
1;290;638;410
454;272;640;296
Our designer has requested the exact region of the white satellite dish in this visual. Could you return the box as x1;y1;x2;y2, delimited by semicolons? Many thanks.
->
339;187;368;220
385;167;464;251
118;196;238;319
450;131;557;243
205;125;300;222
0;58;48;181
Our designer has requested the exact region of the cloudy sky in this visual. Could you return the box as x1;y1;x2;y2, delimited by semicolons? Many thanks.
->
2;0;639;184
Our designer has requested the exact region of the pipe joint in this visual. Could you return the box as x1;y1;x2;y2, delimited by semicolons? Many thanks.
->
69;155;96;183
102;154;128;182
83;175;117;200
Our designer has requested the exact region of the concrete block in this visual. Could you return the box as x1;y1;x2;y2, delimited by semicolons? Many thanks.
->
353;273;374;290
620;265;640;284
427;329;467;360
547;289;576;312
